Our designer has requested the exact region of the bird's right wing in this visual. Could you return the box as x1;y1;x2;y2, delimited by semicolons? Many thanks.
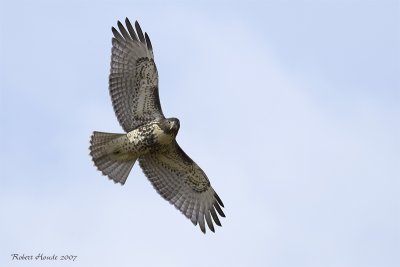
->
109;18;164;132
139;141;225;233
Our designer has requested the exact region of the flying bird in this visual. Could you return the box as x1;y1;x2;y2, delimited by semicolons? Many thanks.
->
89;18;225;233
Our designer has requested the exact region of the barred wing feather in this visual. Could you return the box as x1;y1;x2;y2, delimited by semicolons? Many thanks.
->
139;141;225;233
110;18;164;132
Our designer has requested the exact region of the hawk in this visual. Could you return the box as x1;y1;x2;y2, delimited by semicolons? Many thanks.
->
89;18;225;233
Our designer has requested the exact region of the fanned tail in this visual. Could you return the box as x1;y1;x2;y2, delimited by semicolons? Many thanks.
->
89;131;137;185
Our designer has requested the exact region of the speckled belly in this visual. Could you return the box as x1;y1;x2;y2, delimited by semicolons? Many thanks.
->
110;121;174;157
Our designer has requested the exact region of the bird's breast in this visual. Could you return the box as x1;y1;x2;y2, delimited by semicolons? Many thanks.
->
126;122;174;153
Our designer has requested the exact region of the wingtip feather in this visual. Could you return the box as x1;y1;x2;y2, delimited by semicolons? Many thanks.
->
111;26;124;41
214;192;224;207
125;18;138;41
117;20;132;41
210;207;222;226
134;20;146;43
205;212;215;232
145;32;153;51
214;202;225;218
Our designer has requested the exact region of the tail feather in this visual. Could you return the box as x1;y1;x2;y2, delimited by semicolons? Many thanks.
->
89;131;136;185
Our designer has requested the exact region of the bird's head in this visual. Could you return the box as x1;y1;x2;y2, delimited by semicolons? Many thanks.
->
160;118;180;136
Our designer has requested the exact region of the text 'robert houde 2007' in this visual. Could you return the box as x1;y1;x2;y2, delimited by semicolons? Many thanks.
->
11;253;77;261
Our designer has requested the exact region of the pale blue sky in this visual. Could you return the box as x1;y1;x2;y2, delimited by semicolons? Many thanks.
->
1;0;399;267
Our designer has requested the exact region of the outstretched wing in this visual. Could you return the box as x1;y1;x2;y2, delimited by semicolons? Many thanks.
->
110;18;164;132
139;141;225;233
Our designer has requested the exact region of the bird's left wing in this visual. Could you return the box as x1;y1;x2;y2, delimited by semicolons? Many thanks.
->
110;18;164;132
139;141;225;233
